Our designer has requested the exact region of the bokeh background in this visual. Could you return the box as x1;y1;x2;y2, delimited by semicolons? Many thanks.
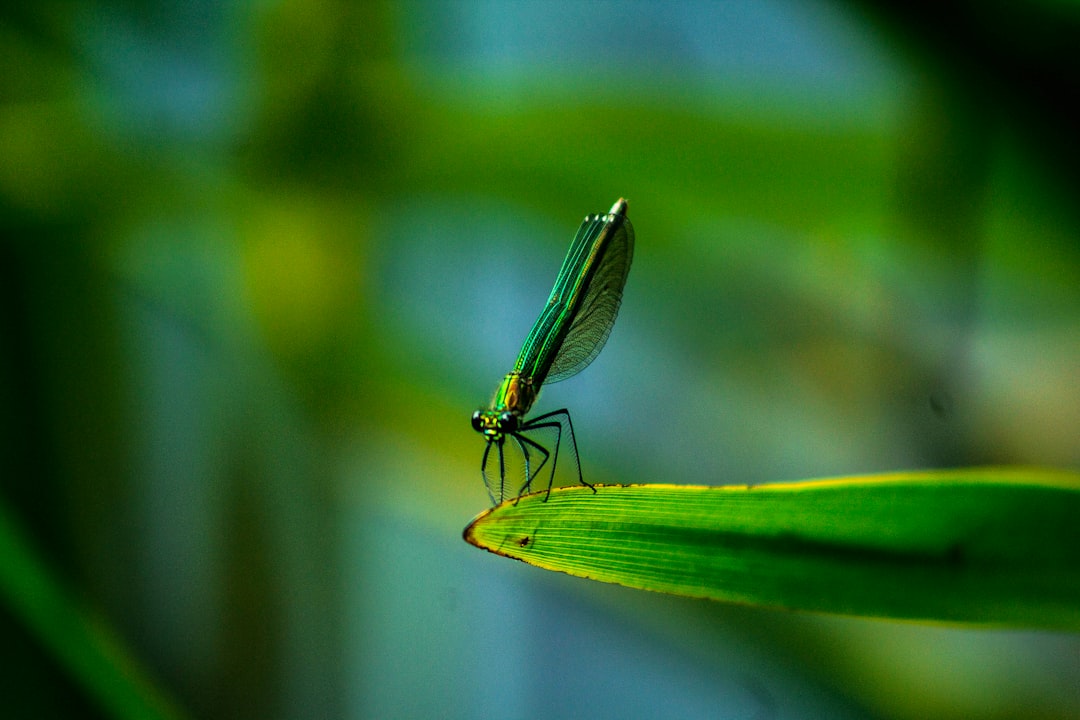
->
2;1;1078;718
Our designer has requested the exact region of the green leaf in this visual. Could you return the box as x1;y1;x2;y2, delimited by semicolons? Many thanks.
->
463;468;1080;630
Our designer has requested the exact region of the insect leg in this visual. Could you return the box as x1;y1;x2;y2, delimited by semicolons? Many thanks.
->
480;441;498;505
515;432;553;503
522;409;595;499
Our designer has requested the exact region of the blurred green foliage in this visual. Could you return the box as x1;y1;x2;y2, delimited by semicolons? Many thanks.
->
2;2;1078;719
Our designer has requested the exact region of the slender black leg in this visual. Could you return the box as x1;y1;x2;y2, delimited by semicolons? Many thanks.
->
521;409;595;500
511;433;531;501
480;441;497;505
497;440;507;503
559;409;594;493
515;432;551;503
519;421;562;501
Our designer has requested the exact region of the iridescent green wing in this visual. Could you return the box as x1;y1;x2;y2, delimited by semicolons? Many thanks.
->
515;199;634;387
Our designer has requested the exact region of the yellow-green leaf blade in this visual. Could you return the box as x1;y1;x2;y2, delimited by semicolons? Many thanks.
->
463;468;1080;629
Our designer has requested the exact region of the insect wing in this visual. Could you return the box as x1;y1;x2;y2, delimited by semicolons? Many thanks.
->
545;212;634;383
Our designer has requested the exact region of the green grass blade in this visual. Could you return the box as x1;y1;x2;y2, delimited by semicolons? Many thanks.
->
0;498;189;720
464;468;1080;629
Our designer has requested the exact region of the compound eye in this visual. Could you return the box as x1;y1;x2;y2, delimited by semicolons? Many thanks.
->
471;410;484;432
498;411;519;432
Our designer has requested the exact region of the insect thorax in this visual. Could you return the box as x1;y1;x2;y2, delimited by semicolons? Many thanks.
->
492;371;537;416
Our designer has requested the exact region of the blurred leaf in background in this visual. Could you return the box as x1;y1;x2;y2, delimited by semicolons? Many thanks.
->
1;1;1078;720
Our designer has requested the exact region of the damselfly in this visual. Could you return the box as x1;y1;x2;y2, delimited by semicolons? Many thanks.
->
471;198;634;504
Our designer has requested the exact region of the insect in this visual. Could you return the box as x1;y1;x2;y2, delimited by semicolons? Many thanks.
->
471;198;634;504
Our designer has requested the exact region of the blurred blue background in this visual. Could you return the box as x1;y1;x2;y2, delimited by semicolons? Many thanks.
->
2;1;1078;718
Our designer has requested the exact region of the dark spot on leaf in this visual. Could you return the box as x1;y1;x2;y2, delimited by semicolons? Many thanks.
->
930;391;953;419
